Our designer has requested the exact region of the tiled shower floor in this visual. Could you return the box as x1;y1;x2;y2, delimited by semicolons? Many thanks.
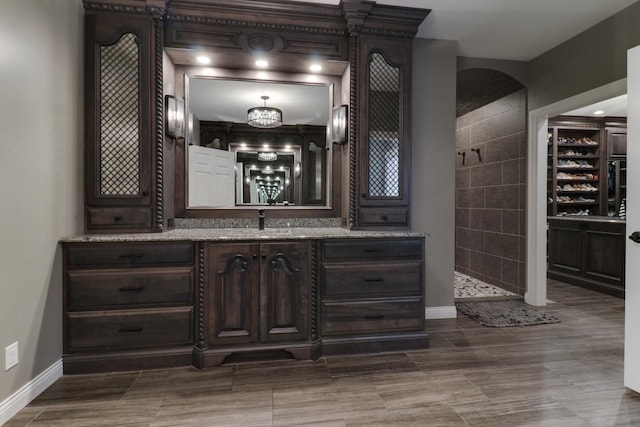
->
454;271;519;301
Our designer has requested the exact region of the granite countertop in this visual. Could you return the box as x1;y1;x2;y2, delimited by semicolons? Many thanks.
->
60;227;426;243
547;215;626;224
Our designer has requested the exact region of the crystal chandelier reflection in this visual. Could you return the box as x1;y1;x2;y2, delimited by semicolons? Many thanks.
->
257;152;278;161
247;95;283;128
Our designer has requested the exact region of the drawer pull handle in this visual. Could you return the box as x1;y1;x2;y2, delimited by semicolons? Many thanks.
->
382;215;389;221
363;315;384;320
118;327;143;334
118;254;144;259
364;278;384;282
118;286;144;293
114;216;123;221
363;249;382;253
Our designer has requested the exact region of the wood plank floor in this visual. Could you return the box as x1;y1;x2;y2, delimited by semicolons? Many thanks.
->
7;279;640;426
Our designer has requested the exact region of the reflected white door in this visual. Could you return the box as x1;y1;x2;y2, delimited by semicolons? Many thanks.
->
188;145;234;207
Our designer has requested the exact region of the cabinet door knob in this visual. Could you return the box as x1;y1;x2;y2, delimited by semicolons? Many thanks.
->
142;191;149;196
382;215;388;221
629;231;640;243
114;215;123;222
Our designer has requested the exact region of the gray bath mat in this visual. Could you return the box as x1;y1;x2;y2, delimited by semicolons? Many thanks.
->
456;300;560;328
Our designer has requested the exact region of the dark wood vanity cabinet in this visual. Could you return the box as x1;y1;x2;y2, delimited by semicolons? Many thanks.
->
84;7;164;233
547;218;625;297
62;242;196;373
202;241;314;367
319;238;428;354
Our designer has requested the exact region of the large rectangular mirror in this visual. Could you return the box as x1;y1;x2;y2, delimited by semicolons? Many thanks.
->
184;77;333;209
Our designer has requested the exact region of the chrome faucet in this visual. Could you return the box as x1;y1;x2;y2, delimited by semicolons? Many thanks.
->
258;209;265;230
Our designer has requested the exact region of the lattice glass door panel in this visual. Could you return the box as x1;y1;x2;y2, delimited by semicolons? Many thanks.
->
367;52;400;198
99;33;140;196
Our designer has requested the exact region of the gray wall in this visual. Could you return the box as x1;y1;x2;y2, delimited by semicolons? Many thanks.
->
455;90;527;296
528;1;640;110
411;38;457;309
0;0;83;405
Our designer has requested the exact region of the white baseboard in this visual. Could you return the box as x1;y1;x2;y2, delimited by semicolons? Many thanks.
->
425;306;457;319
0;359;63;426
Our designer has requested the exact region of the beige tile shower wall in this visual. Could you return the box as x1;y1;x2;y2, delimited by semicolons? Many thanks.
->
455;89;527;295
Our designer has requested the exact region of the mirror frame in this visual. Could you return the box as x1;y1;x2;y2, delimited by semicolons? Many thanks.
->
173;66;344;219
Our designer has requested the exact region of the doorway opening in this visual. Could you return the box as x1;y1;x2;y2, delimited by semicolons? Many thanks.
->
526;79;627;306
454;68;527;301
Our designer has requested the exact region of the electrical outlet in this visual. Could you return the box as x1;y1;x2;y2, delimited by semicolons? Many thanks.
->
5;342;18;371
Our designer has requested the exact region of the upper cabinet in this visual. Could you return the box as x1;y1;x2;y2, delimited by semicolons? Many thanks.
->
82;0;429;232
83;3;165;233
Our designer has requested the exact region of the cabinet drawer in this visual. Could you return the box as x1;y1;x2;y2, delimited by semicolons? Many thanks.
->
66;307;194;351
322;238;422;261
66;243;194;268
87;207;151;227
321;299;423;335
358;207;409;227
322;262;421;298
66;267;194;309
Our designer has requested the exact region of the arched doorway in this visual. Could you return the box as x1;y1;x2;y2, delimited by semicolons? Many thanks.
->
454;68;527;300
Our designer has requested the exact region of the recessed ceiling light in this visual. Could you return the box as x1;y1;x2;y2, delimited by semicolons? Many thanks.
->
256;59;269;68
309;64;322;72
196;56;211;65
593;110;605;115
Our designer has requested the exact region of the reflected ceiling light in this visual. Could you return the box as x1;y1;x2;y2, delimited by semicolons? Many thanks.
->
196;55;211;64
240;142;247;148
257;151;278;161
309;64;322;72
593;110;605;115
255;59;269;68
248;96;283;129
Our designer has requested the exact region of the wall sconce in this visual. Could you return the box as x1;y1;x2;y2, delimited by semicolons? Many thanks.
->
331;104;348;144
165;95;185;139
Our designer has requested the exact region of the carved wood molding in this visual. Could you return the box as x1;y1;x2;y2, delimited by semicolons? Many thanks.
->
310;242;317;340
83;0;166;16
349;33;358;229
153;16;165;232
197;243;205;349
342;1;430;38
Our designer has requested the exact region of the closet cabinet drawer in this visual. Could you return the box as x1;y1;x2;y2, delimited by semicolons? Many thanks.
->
86;207;152;228
322;238;422;261
66;267;194;309
321;299;423;335
66;242;194;268
66;307;194;351
322;262;421;297
358;207;409;227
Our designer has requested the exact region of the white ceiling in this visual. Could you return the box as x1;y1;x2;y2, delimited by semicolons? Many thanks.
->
292;0;638;61
562;94;628;118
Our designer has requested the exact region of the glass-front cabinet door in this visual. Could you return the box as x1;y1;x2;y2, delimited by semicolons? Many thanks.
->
357;37;412;229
